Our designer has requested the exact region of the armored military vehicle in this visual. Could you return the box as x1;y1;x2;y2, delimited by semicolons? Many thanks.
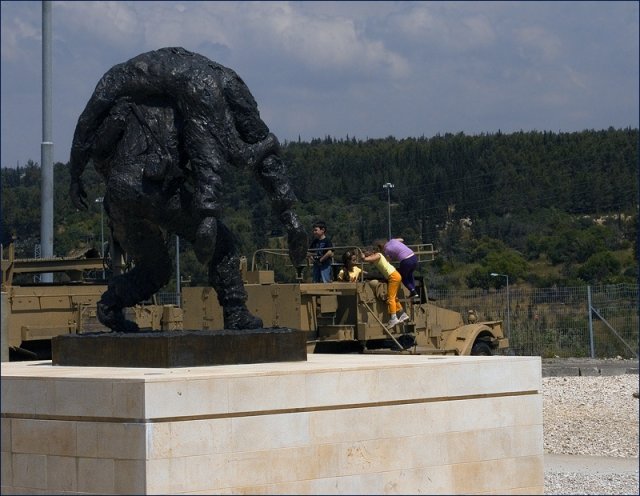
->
181;245;509;356
1;241;182;360
1;242;508;359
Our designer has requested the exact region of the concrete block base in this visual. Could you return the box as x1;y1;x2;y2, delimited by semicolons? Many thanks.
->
1;355;543;494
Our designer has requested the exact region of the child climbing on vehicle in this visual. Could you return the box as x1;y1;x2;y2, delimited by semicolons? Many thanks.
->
375;237;419;300
362;245;409;328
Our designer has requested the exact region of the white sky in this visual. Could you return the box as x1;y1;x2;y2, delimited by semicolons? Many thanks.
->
1;0;638;168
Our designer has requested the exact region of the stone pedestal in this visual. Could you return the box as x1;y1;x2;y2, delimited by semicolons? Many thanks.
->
1;355;543;494
52;328;306;367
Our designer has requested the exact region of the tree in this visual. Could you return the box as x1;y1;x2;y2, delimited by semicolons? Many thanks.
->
575;252;621;284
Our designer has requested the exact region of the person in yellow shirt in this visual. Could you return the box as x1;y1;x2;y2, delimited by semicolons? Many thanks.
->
362;246;409;328
337;250;363;282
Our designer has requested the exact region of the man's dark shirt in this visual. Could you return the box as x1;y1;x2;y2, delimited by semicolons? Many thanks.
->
309;237;333;268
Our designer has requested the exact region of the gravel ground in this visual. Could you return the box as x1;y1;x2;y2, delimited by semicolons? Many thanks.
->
543;374;639;495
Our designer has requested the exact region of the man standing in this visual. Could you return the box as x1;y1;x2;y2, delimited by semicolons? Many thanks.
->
308;220;334;283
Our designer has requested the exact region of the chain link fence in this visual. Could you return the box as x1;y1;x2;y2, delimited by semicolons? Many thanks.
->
430;283;639;358
157;283;638;358
155;292;181;306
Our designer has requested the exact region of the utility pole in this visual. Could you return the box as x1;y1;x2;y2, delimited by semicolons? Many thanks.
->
383;182;394;239
40;0;54;281
490;272;511;338
95;197;104;279
176;235;181;307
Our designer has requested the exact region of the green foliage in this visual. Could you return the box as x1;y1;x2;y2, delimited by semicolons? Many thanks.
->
574;252;622;284
1;128;637;289
484;250;528;282
465;267;493;290
462;237;529;289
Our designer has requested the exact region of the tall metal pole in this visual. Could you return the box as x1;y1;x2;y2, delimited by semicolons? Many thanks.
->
175;235;181;307
40;0;54;281
100;204;105;279
383;182;394;238
95;197;104;278
100;208;104;258
505;275;511;340
587;285;595;358
94;197;105;256
491;272;511;338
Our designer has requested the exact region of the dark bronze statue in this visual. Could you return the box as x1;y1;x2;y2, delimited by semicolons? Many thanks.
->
69;47;307;332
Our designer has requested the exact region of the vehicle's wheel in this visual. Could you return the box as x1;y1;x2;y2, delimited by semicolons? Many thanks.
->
471;341;492;356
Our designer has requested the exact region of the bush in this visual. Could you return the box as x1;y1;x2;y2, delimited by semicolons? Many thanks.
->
575;251;621;284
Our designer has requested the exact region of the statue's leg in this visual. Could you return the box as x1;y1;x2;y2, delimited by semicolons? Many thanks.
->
97;214;172;332
207;220;263;330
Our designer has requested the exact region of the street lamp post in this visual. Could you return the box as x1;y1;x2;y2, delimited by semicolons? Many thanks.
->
175;235;181;307
490;272;510;338
95;197;104;257
382;182;394;238
95;197;105;279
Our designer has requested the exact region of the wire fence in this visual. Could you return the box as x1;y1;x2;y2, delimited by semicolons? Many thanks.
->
430;283;639;358
157;283;638;359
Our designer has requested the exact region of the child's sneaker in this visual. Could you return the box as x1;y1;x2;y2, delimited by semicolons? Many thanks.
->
387;315;400;328
398;312;410;324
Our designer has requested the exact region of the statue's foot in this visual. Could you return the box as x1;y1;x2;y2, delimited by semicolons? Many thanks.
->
224;306;263;330
114;319;141;333
97;301;140;333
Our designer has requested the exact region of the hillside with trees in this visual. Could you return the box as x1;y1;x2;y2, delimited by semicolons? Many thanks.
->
1;128;637;291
